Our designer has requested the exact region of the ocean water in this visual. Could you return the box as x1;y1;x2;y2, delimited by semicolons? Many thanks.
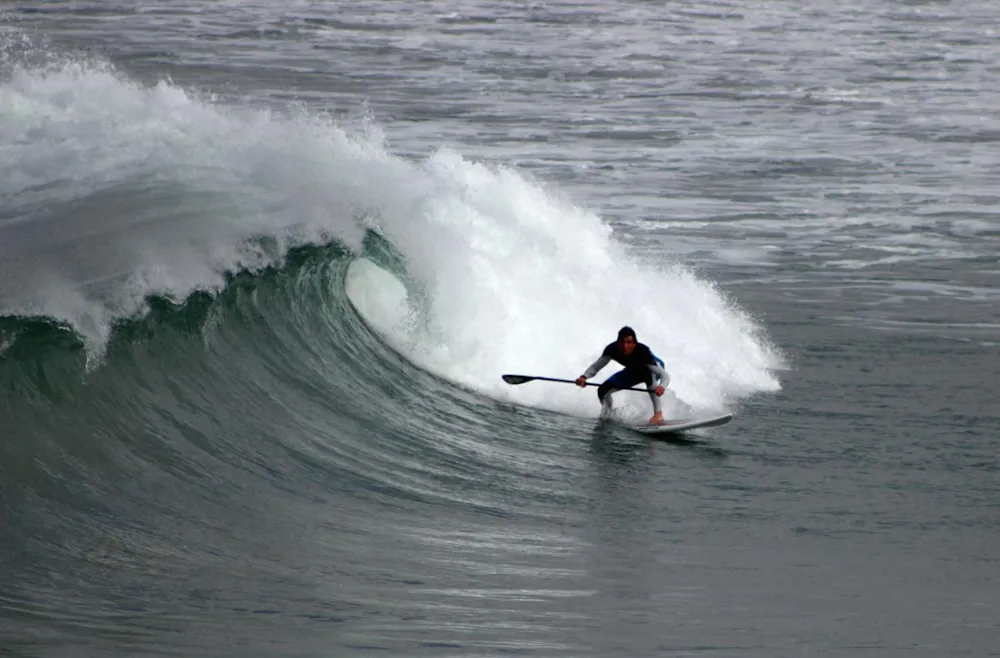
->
1;1;998;656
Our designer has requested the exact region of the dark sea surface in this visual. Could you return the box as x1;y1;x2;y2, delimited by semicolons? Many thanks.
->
2;2;998;656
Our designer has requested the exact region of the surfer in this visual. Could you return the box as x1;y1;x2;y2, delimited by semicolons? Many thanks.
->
575;326;670;425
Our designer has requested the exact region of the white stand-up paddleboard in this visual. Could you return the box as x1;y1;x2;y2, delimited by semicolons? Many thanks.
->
628;413;733;435
497;374;733;436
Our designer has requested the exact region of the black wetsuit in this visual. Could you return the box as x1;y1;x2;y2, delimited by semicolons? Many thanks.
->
581;341;669;410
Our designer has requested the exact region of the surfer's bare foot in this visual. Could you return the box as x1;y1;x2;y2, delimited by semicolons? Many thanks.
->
648;412;664;425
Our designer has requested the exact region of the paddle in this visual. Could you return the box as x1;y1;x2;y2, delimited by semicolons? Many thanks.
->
501;374;650;392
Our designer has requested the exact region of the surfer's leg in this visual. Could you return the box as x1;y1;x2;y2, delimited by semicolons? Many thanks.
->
600;393;614;419
647;387;662;413
597;369;633;417
639;372;665;425
597;369;631;403
647;388;664;424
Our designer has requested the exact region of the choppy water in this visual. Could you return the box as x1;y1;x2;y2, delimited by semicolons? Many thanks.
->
2;2;998;656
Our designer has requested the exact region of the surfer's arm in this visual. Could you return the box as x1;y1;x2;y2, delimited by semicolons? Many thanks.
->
580;355;611;379
647;362;670;388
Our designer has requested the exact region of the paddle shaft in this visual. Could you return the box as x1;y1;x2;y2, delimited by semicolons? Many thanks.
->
507;375;651;393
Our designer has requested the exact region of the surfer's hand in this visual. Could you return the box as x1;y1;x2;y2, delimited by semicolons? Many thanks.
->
654;386;665;396
575;376;586;387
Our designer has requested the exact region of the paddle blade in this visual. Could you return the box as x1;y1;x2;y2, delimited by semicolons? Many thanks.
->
501;374;535;385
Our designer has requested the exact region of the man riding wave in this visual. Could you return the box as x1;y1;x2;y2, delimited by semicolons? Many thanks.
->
575;326;670;425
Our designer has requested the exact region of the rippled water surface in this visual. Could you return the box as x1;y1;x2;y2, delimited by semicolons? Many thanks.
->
2;1;998;656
